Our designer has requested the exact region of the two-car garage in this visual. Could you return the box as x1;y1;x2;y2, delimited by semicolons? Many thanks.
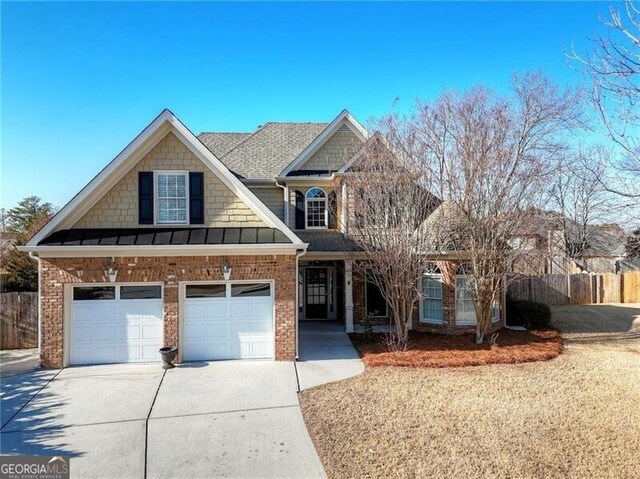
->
69;282;275;365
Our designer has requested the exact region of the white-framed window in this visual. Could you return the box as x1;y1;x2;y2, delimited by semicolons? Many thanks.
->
305;187;327;229
455;263;499;325
155;171;189;224
421;263;443;324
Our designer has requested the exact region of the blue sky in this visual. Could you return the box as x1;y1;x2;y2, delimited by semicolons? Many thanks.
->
1;1;612;210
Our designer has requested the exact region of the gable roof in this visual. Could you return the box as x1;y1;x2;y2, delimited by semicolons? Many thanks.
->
279;110;369;177
25;109;305;249
199;123;327;179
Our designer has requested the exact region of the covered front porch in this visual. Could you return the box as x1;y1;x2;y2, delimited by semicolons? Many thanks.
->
297;258;388;333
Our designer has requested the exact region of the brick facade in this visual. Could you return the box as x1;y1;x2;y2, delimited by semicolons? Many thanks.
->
40;254;296;368
352;259;506;333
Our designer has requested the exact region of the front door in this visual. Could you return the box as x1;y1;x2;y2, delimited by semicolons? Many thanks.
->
305;268;328;319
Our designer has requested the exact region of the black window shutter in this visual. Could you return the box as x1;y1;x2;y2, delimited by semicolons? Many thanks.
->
189;172;204;224
295;190;305;229
328;191;337;229
138;172;154;225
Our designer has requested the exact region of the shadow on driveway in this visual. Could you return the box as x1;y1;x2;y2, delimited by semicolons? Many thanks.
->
1;370;83;459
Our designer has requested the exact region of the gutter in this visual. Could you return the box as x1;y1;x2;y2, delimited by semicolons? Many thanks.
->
294;248;307;360
18;243;309;258
28;252;42;361
274;173;339;183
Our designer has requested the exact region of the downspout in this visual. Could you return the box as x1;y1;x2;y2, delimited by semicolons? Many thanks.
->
295;248;307;360
275;181;289;228
28;252;41;362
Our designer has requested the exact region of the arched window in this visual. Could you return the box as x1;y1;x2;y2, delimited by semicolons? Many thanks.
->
305;187;327;229
421;263;443;324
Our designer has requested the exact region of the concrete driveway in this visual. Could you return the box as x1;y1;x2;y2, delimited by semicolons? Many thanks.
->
1;349;40;377
1;361;326;479
551;303;640;341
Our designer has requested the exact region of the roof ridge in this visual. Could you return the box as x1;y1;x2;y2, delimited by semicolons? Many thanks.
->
198;131;253;136
262;121;329;125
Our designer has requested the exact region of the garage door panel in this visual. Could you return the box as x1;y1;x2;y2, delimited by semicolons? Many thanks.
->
183;283;274;361
241;339;272;359
70;286;163;365
230;320;272;335
141;324;162;340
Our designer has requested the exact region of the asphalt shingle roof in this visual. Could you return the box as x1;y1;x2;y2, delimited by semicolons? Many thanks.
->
198;122;328;179
198;132;252;158
295;230;362;252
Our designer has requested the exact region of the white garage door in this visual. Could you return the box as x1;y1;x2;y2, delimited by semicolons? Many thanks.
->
183;282;274;361
70;284;164;365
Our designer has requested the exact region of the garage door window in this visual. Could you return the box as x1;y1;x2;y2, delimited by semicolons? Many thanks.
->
231;283;271;297
186;284;226;298
73;286;116;301
120;285;162;300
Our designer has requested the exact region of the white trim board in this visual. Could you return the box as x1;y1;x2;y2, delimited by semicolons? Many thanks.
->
279;110;369;177
19;243;307;258
27;109;304;248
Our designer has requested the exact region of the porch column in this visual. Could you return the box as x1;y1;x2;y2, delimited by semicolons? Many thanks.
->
345;260;354;333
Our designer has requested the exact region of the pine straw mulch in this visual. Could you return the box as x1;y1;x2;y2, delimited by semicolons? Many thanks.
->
349;328;563;368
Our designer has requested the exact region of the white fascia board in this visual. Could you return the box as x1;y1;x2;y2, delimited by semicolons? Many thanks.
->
19;243;308;258
27;109;303;247
274;175;339;185
279;110;370;177
27;110;175;247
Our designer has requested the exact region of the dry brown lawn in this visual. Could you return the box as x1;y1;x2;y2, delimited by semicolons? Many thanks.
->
300;306;640;479
350;329;562;368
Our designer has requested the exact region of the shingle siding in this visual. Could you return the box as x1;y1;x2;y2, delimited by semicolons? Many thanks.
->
248;186;285;221
298;128;362;172
73;132;266;229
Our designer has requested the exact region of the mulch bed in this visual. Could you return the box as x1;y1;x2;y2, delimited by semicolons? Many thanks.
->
349;328;562;368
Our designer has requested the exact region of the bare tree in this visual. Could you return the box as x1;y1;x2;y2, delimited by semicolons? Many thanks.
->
404;73;581;343
571;0;640;198
626;227;640;257
344;131;438;349
549;147;614;258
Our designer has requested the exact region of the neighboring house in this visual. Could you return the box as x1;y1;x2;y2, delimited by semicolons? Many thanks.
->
23;109;502;369
510;212;627;275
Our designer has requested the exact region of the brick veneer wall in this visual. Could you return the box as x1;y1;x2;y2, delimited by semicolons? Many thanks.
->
40;255;296;368
352;259;505;334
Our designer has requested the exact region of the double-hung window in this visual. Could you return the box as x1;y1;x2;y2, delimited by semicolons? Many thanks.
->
305;187;327;229
156;171;188;224
421;264;443;324
455;264;499;325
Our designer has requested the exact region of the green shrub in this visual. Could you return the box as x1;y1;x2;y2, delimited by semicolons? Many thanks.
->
506;300;551;329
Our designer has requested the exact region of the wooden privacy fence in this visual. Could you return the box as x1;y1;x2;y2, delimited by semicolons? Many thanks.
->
1;292;38;349
507;271;640;306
